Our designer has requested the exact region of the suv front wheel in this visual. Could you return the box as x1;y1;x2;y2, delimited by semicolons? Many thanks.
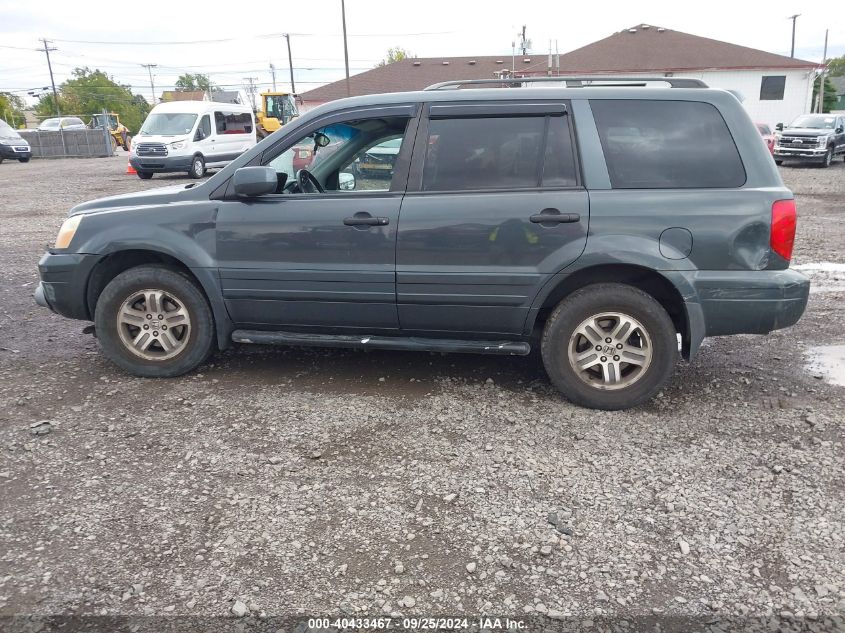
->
94;265;214;377
541;283;677;410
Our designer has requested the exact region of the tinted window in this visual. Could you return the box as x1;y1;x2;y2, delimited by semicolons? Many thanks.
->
215;111;253;134
543;116;578;187
591;100;746;189
423;117;545;191
760;76;786;100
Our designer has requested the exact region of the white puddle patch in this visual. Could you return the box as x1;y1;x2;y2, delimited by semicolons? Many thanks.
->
793;263;845;293
793;262;845;272
805;345;845;387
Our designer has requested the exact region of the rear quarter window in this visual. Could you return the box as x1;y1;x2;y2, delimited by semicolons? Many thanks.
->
590;100;746;189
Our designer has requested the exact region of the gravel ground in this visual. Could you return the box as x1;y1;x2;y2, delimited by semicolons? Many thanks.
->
0;155;844;632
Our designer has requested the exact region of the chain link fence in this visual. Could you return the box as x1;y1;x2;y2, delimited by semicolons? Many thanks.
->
18;129;118;158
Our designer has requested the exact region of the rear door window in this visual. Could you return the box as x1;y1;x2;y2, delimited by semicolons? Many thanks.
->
590;99;746;189
422;114;577;191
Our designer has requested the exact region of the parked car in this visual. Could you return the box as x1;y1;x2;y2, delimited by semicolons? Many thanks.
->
756;122;775;155
130;101;256;179
37;117;87;131
34;77;809;410
773;113;845;167
353;136;402;177
0;120;31;163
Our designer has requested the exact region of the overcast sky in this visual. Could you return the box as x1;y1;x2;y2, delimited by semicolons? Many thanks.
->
2;0;842;107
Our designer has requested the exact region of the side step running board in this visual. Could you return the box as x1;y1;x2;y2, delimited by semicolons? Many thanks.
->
231;330;531;356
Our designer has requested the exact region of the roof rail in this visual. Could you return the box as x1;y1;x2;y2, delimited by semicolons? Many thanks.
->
424;76;709;90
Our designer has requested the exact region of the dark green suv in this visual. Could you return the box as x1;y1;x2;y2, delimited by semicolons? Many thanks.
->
34;77;809;410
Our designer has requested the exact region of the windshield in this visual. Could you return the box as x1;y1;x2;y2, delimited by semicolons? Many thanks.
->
789;115;836;129
0;121;22;140
139;113;198;136
40;119;60;129
92;114;118;128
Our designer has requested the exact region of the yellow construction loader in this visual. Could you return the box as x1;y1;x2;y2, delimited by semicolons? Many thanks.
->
255;92;299;139
90;113;131;151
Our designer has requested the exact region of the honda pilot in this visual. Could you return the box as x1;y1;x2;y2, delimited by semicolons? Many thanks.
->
34;77;809;410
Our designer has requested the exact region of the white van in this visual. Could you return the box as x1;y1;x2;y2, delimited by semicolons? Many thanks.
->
130;101;256;179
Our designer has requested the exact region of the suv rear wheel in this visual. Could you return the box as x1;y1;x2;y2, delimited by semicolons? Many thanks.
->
541;283;677;410
94;265;214;377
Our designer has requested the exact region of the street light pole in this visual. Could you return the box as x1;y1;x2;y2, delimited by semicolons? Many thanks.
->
788;14;800;58
341;0;351;97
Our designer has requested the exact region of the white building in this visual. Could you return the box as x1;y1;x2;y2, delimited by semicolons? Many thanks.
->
301;24;819;129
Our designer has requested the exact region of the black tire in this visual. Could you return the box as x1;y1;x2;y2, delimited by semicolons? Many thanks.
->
774;159;783;166
541;283;677;410
94;265;215;378
0;158;4;164
137;170;153;180
821;147;833;168
18;157;30;163
188;155;205;179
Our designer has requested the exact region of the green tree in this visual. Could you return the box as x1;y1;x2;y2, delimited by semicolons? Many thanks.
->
34;68;150;133
0;92;26;127
826;54;845;77
812;75;837;113
174;73;216;92
377;47;411;67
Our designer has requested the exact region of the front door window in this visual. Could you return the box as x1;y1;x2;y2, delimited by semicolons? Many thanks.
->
265;116;409;193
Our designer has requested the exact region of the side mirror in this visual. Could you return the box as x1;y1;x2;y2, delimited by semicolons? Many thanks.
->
314;132;330;148
339;171;356;191
837;126;844;134
775;123;784;131
233;166;277;197
195;128;205;141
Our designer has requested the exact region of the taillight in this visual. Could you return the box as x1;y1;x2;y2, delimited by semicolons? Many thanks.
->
771;199;796;261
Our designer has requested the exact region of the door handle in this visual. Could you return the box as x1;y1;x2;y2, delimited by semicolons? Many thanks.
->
529;208;581;224
343;213;389;227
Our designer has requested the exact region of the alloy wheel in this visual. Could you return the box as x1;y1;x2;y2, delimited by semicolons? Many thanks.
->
567;312;653;390
116;288;192;361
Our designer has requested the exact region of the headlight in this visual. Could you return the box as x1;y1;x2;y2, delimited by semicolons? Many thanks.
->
170;141;186;149
818;135;830;148
54;215;82;249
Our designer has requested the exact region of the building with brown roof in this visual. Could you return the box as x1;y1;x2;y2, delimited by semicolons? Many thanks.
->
301;24;820;128
160;90;208;103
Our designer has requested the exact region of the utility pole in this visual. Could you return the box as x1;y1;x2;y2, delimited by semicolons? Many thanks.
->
39;38;60;116
818;29;829;113
269;63;277;91
788;14;800;58
141;63;157;104
341;0;351;97
242;77;258;110
284;33;296;93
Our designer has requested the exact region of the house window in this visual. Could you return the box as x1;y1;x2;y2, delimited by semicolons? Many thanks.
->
760;76;786;101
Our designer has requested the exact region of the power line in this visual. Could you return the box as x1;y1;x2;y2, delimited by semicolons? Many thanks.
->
50;30;454;46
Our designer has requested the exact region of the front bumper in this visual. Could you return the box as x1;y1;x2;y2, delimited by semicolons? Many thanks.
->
35;252;101;320
774;147;827;161
0;144;32;159
129;154;193;173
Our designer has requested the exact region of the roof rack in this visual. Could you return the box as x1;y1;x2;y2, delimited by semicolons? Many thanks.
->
424;76;709;90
